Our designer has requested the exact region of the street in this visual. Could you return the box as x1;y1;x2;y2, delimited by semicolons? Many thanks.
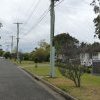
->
0;58;66;100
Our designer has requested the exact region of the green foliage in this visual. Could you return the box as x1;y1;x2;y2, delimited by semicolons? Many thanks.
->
33;48;49;62
15;40;50;63
79;42;91;53
3;52;11;59
38;40;50;50
58;60;84;87
0;50;4;56
93;15;100;38
54;33;79;54
54;33;79;62
23;53;30;60
83;66;92;73
15;61;100;100
31;40;50;62
80;42;100;54
91;42;100;52
90;0;100;38
54;33;84;87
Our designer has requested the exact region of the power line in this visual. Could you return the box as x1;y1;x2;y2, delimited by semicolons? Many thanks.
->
0;19;16;33
20;0;41;33
19;1;60;37
23;0;40;25
24;0;65;35
55;0;91;9
1;28;13;35
55;0;65;6
20;0;91;41
23;7;50;35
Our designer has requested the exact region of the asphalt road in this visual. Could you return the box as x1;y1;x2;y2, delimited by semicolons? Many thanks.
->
0;58;66;100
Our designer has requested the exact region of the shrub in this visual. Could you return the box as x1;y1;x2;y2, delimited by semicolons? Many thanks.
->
57;60;84;87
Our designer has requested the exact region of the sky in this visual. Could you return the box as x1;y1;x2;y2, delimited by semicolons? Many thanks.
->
0;0;99;52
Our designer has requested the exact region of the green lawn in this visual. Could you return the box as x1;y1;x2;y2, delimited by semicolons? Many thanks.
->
16;61;62;77
14;60;100;100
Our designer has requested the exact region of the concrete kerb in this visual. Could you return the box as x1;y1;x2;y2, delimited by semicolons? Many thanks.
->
38;76;77;100
20;68;77;100
7;60;78;100
11;60;77;100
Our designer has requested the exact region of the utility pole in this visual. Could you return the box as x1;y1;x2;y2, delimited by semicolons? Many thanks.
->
10;36;15;53
99;0;100;34
0;23;3;39
14;22;22;61
0;23;3;50
50;0;59;77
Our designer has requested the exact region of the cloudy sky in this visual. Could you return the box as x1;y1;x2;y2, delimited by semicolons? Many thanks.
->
0;0;99;52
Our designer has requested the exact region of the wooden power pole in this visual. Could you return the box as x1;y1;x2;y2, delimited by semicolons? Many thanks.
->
14;22;22;61
50;0;59;77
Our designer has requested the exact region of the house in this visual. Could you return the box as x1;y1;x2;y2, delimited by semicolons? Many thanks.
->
80;53;92;66
56;54;66;63
80;52;100;66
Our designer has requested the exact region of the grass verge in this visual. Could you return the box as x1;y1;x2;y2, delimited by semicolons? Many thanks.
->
13;60;100;100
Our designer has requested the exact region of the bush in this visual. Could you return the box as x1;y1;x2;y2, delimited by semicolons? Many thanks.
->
57;60;84;87
83;66;92;73
3;52;11;59
23;53;30;61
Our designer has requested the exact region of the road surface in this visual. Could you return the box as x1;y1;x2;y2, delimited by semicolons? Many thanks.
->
0;58;66;100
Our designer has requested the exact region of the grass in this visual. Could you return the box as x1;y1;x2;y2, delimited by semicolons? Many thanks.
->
15;60;62;77
13;60;100;100
82;74;100;86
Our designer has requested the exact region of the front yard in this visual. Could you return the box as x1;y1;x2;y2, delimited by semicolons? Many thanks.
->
14;61;100;100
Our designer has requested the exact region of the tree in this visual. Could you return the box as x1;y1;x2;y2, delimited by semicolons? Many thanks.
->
31;40;50;62
54;33;79;62
62;42;79;61
38;40;50;61
80;42;100;53
33;48;49;62
62;46;84;87
23;53;30;60
79;42;92;54
0;50;4;56
79;42;87;53
91;42;100;52
3;52;11;59
55;33;84;87
91;0;100;38
58;59;84;87
38;39;50;50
